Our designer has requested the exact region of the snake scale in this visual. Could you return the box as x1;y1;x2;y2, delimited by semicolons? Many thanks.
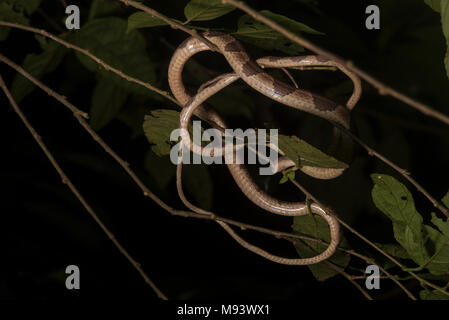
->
168;32;361;265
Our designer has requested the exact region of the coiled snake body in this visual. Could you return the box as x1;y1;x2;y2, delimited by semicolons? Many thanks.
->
168;32;361;265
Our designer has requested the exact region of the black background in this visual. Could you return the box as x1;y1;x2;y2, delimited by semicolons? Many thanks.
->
1;0;448;300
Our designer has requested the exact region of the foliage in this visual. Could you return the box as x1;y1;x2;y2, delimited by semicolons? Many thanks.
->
1;0;449;300
424;0;449;79
371;174;449;275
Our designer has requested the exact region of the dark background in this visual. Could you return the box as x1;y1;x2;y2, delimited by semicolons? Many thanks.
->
1;0;448;300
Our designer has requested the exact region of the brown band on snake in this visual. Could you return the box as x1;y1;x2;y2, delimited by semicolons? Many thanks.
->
311;94;339;111
242;61;264;77
315;55;330;62
290;56;309;62
268;56;283;62
177;37;191;50
205;31;228;38
272;78;296;97
224;40;246;52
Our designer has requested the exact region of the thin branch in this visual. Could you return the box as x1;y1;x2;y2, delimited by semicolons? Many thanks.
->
0;47;337;265
288;177;448;298
0;21;435;297
0;49;391;299
288;236;416;300
323;261;373;300
117;0;219;52
292;238;373;299
0;50;337;260
116;0;449;218
0;21;180;107
20;0;441;219
335;123;449;219
336;247;416;300
0;54;87;118
222;0;449;127
0;47;422;298
0;74;167;300
0;52;189;218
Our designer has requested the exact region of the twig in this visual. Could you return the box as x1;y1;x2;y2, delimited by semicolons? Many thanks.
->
288;177;448;298
337;248;416;300
1;20;436;297
222;0;449;127
0;49;389;298
27;0;442;219
0;50;341;261
117;0;219;51
0;59;420;301
0;52;190;217
0;47;339;263
0;21;180;107
288;235;416;300
323;261;373;300
0;74;167;300
113;0;449;218
0;53;88;118
335;123;449;219
293;237;373;299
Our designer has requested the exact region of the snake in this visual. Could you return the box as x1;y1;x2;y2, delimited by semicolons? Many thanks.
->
168;31;361;265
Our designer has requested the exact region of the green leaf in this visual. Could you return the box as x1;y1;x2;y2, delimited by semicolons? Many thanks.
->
278;134;349;169
420;289;449;300
235;10;323;55
0;0;42;15
71;17;157;97
88;0;121;21
424;225;449;275
0;0;41;40
375;243;410;259
279;170;295;184
442;1;449;79
184;0;235;22
423;213;449;275
292;214;350;281
0;2;29;40
432;212;449;236
371;174;429;265
126;12;169;33
424;0;441;12
89;78;128;130
376;242;411;270
20;0;41;15
11;37;67;102
427;0;449;79
143;109;180;156
372;176;449;275
443;190;449;208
